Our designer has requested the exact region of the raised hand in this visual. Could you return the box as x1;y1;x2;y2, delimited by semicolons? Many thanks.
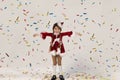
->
75;32;82;36
33;33;39;37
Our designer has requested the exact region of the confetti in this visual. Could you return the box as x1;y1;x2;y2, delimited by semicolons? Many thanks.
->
23;58;25;61
90;57;94;62
116;29;119;32
92;2;95;5
2;0;5;2
15;16;20;23
90;34;95;40
17;2;22;8
49;12;54;15
4;7;7;9
5;53;9;57
33;22;37;24
116;56;118;61
28;51;30;56
24;19;26;22
74;58;78;61
32;48;34;52
92;20;95;23
29;63;32;67
83;13;87;15
0;28;2;30
23;9;29;16
85;18;88;21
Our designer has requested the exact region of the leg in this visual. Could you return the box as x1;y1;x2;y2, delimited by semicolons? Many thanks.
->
57;55;63;74
52;55;57;65
57;55;62;66
57;55;65;80
51;55;57;80
52;55;57;75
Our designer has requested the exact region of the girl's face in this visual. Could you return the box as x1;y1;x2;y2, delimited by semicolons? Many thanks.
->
53;26;61;34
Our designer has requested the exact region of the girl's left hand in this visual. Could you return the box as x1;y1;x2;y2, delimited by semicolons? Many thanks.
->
75;32;82;36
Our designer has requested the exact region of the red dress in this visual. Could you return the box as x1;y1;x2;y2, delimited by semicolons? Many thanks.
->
41;31;73;54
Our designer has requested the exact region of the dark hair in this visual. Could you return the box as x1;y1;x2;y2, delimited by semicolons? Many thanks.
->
52;23;62;32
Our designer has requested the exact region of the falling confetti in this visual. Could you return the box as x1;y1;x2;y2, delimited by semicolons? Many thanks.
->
15;16;20;23
116;29;119;32
90;57;94;62
5;53;9;57
0;0;120;80
29;63;32;67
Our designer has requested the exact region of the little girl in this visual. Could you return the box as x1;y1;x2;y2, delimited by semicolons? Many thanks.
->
33;22;73;80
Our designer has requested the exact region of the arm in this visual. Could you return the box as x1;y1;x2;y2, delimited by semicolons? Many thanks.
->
61;31;73;37
40;32;53;39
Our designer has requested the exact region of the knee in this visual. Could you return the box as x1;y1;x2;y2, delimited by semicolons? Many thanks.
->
53;61;57;65
58;62;61;66
53;63;57;66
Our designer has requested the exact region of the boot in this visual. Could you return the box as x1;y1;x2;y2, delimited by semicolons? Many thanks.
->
59;75;65;80
51;75;57;80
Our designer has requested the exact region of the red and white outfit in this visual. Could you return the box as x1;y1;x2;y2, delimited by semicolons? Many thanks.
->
41;31;73;56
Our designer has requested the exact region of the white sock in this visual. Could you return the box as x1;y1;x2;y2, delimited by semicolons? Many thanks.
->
58;65;63;75
53;65;56;75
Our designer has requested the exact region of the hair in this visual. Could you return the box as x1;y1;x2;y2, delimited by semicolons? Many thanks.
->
52;23;62;32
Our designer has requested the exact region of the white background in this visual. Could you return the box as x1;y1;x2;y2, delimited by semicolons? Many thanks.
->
0;0;120;79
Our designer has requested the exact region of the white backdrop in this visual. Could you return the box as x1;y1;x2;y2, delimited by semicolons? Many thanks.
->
0;0;120;80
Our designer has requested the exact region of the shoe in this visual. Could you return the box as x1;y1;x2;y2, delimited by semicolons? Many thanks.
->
59;75;65;80
51;75;57;80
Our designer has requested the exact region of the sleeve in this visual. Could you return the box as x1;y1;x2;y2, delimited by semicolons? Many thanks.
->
40;32;52;39
61;31;73;37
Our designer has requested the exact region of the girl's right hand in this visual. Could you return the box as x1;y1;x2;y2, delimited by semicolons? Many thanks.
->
33;34;39;37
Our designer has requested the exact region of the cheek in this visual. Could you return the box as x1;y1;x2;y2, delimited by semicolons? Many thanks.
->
58;30;61;32
53;29;57;33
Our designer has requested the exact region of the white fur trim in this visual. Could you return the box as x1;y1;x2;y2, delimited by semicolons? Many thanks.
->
58;22;62;27
49;50;56;56
52;38;60;46
57;48;61;53
54;33;59;36
59;53;66;57
49;50;66;57
57;21;64;28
